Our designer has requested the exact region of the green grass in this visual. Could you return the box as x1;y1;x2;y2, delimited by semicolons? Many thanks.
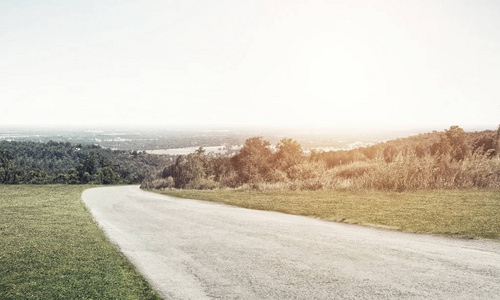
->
160;189;500;240
0;185;161;300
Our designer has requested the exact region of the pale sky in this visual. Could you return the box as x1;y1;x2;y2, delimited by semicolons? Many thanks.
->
1;0;499;130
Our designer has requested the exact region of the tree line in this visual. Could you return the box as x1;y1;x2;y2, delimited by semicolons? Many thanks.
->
0;141;171;184
141;125;500;191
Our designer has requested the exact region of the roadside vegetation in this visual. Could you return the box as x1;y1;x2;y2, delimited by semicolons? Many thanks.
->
143;125;500;191
0;185;160;299
144;125;500;240
159;189;500;239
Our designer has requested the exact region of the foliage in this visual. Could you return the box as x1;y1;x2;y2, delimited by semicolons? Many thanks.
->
0;149;17;183
143;125;500;192
231;137;273;184
274;138;304;174
140;176;175;190
172;150;207;188
0;140;172;184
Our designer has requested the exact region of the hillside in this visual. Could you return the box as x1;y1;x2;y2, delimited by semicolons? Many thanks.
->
0;141;172;184
143;125;500;191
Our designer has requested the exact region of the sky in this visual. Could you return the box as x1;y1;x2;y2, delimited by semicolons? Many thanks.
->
1;0;499;130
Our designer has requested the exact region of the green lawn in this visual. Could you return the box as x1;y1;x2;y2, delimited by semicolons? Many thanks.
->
160;189;500;240
0;185;160;300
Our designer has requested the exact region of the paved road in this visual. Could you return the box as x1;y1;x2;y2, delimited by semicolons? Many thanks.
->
82;186;500;299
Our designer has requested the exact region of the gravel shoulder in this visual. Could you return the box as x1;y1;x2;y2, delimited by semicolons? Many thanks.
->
83;186;500;299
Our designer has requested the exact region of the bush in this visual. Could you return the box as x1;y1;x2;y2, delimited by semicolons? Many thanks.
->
287;161;327;180
140;176;175;190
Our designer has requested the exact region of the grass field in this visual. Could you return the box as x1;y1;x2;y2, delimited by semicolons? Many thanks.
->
160;189;500;240
0;185;160;300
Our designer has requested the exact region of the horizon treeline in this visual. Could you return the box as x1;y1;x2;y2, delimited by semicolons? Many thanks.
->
0;141;170;184
142;125;500;192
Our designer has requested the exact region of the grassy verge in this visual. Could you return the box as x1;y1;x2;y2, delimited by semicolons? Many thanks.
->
159;189;500;240
0;185;160;300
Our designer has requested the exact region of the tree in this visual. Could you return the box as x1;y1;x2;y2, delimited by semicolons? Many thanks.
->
53;173;69;184
430;137;451;156
75;163;87;182
172;152;206;188
99;167;120;184
472;134;496;156
83;152;99;175
67;169;80;184
274;138;303;174
445;125;468;160
231;137;272;183
383;145;398;163
207;156;231;182
429;126;467;161
0;150;16;184
81;172;92;184
27;170;48;184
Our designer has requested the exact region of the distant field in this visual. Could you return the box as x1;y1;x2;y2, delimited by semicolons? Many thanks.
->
160;189;500;240
0;185;160;299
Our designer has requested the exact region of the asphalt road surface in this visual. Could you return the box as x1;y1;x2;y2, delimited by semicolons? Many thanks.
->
82;186;500;299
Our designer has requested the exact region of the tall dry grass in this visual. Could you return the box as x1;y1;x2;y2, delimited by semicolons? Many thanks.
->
336;151;500;191
142;129;500;192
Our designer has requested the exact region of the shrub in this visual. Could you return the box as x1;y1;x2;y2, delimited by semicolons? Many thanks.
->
140;176;175;190
331;161;376;179
287;161;327;180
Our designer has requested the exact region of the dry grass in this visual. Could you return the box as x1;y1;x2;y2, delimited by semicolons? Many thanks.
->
159;188;500;239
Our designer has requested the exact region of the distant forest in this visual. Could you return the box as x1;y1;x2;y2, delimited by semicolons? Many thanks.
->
0;141;171;184
142;126;500;191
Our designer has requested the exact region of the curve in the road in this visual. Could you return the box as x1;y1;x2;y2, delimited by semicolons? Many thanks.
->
82;186;500;300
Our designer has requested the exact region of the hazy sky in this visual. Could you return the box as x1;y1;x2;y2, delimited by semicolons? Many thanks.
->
1;0;499;130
